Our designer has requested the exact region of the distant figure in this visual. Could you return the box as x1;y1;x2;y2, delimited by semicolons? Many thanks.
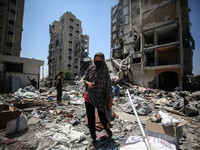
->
27;76;37;88
55;72;64;104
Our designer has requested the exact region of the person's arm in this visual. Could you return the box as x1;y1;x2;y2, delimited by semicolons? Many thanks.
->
55;79;60;89
27;76;31;81
83;67;95;89
85;81;95;89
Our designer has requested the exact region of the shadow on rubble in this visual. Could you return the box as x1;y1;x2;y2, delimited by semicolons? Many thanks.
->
95;137;121;149
5;128;28;139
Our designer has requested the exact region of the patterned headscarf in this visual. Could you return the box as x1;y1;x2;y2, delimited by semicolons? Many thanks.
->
84;52;113;121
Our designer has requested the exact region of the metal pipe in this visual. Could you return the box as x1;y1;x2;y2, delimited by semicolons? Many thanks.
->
127;89;152;150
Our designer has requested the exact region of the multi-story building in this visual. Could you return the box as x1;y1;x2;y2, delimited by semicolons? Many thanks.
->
111;0;195;91
48;11;89;81
0;0;44;93
0;0;24;56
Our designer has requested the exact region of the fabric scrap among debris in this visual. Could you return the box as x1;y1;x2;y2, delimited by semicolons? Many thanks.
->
35;124;85;148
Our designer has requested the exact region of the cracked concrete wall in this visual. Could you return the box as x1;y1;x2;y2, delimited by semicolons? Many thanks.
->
142;0;178;30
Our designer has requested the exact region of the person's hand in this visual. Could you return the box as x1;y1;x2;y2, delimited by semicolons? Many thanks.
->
108;96;113;109
86;81;95;89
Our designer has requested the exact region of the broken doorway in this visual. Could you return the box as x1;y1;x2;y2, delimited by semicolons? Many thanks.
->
159;71;178;91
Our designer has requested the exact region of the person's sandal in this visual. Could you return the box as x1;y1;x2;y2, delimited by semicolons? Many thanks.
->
89;140;97;150
106;128;113;138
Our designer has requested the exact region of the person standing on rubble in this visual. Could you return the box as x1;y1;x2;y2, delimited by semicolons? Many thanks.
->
84;52;113;149
27;76;37;88
55;71;64;104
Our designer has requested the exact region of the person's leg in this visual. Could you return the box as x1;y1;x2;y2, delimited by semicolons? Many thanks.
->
57;90;62;103
98;110;113;137
85;102;96;140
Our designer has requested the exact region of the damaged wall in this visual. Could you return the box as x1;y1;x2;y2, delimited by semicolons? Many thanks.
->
111;0;194;91
142;0;178;30
0;55;44;93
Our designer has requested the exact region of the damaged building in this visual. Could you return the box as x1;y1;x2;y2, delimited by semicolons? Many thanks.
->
0;0;44;93
48;12;89;83
111;0;195;91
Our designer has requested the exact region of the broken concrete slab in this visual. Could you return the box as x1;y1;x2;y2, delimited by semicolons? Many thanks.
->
28;117;40;125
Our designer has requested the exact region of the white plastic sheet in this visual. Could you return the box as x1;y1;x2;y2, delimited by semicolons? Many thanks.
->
12;86;41;99
159;111;181;126
120;136;176;150
70;98;85;105
35;124;85;149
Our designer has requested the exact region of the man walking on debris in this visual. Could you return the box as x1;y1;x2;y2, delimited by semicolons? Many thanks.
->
55;71;64;104
84;52;114;149
27;76;37;88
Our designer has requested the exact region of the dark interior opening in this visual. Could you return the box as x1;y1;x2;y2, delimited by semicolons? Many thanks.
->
5;63;23;72
159;71;178;91
132;57;141;64
145;50;155;66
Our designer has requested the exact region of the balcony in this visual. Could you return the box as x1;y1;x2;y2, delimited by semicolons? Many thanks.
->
144;44;180;70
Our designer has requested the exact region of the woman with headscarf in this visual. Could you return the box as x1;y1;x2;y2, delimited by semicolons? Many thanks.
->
84;52;113;149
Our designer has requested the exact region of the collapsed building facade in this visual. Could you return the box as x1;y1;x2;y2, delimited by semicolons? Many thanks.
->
0;0;44;93
48;12;89;83
111;0;195;91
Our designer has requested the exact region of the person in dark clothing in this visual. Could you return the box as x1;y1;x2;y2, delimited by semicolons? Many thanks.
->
55;72;64;104
27;76;37;88
84;52;113;149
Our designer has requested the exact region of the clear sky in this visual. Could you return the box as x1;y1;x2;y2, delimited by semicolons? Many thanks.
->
21;0;200;78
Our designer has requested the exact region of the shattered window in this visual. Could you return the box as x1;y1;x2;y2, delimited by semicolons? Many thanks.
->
9;20;14;25
8;31;13;35
10;9;15;15
6;42;12;47
69;25;73;29
11;0;16;4
56;40;59;47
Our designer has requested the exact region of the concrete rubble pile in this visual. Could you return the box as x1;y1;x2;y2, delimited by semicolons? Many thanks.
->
0;79;200;149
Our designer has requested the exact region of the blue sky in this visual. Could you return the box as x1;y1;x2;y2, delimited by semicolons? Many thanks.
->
21;0;200;78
